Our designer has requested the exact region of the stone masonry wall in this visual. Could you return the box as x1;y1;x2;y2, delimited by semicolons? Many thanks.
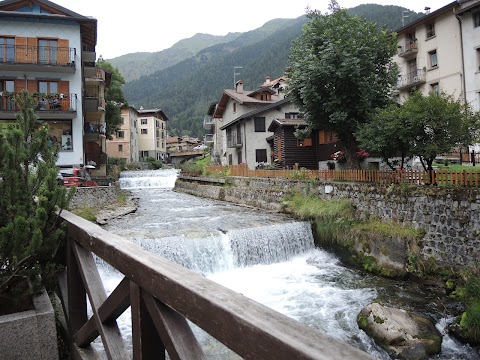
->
175;175;480;268
69;186;118;210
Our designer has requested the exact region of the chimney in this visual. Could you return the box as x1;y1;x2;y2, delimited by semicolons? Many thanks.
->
265;75;271;85
235;80;244;93
424;7;431;14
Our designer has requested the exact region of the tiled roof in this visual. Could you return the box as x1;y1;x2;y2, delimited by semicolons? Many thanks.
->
220;98;290;130
268;118;307;131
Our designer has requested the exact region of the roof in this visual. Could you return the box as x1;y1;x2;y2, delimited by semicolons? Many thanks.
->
262;76;289;87
267;118;307;132
214;89;283;119
394;1;458;34
456;0;480;14
137;108;169;121
220;98;290;130
0;0;97;49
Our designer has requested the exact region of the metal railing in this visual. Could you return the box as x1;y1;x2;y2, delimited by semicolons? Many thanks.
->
0;45;75;66
396;69;426;90
227;132;243;148
0;92;77;112
58;210;372;359
397;40;418;57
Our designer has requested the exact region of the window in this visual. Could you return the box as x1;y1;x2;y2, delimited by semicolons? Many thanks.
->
233;103;236;112
0;80;15;110
39;81;58;94
318;130;337;144
141;129;148;134
120;117;125;125
474;11;480;28
477;48;480;71
285;113;299;119
431;83;439;95
256;149;267;163
237;151;242;164
140;151;149;158
426;22;435;38
117;130;124;138
38;39;58;65
0;37;14;63
297;137;312;147
254;117;266;132
429;50;438;68
156;120;159;128
118;144;123;152
141;119;148;125
228;154;233;165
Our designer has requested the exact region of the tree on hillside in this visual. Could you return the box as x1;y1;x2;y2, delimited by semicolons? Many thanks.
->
287;0;398;168
0;91;72;305
97;57;129;139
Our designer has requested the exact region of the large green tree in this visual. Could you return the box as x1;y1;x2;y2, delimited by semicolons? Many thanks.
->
96;57;128;139
358;91;480;173
287;1;398;168
0;91;72;306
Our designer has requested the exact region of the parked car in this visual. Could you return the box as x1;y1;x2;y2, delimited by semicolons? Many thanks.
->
193;144;208;150
58;167;97;187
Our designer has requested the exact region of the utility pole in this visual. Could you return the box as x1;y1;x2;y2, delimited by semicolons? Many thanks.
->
234;66;242;88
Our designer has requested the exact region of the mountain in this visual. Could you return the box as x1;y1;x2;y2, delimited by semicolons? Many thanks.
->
119;4;423;138
108;18;294;83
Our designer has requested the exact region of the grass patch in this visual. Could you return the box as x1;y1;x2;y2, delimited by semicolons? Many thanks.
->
117;189;127;205
352;219;423;238
72;207;98;222
433;163;478;171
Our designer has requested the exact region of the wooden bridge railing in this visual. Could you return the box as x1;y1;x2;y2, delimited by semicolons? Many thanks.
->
204;165;480;187
58;210;372;360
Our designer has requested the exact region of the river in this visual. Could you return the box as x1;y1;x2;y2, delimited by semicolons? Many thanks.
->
93;169;478;359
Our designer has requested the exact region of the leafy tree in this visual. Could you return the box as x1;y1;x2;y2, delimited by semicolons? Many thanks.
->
0;91;72;307
357;102;414;170
405;91;480;172
97;57;128;139
287;1;398;168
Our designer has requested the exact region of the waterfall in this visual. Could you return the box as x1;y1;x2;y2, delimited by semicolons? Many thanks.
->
119;168;179;189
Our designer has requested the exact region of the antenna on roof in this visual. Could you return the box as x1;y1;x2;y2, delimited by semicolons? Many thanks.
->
234;66;242;88
401;10;410;27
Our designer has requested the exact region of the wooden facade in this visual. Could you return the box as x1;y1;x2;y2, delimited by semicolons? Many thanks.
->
269;119;342;170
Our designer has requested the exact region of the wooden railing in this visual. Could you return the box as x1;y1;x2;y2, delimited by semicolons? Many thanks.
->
58;210;371;359
204;165;480;187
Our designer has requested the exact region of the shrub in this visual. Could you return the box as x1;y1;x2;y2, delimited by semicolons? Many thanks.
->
146;157;162;170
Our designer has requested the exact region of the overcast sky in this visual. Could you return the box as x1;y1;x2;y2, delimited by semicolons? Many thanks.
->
52;0;454;59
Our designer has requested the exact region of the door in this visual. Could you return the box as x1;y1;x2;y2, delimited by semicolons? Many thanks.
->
408;60;417;84
0;38;14;63
38;39;58;65
0;80;15;110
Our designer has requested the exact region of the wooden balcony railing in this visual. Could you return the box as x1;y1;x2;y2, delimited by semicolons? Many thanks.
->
0;93;77;112
58;210;371;359
0;45;75;66
203;165;480;187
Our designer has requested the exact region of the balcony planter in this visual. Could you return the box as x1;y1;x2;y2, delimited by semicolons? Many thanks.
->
0;287;59;360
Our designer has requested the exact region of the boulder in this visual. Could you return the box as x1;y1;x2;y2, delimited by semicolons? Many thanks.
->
357;302;442;359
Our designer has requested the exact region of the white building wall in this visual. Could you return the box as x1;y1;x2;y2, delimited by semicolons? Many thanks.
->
1;21;84;167
461;10;480;112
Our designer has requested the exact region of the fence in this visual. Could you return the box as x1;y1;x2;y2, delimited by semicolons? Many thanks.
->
204;165;480;187
58;210;371;359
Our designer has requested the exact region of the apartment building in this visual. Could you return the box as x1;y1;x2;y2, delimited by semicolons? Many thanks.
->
394;1;480;105
106;106;139;163
0;0;97;168
137;108;169;162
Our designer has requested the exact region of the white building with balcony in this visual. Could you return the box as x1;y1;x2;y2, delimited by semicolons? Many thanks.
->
137;108;169;162
0;0;97;168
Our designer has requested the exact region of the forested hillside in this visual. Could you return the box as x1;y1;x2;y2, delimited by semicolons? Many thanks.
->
121;4;423;138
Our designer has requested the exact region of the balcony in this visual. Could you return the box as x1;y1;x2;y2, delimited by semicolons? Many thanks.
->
203;115;214;130
84;120;106;141
396;69;426;91
227;132;243;148
82;50;96;64
397;40;418;60
85;67;106;82
84;85;106;112
0;92;77;119
0;45;76;73
204;134;214;144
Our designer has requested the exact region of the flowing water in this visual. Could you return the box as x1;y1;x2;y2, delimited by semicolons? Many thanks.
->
92;169;479;359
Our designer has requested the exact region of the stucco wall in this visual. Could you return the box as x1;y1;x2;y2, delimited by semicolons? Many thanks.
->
175;175;480;269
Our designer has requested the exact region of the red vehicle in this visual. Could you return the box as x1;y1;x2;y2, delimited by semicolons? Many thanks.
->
58;167;97;187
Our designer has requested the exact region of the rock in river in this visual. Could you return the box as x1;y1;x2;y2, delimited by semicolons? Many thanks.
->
357;302;442;359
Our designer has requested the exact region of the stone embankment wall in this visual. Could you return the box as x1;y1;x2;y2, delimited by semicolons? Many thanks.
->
175;175;480;269
69;186;117;210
